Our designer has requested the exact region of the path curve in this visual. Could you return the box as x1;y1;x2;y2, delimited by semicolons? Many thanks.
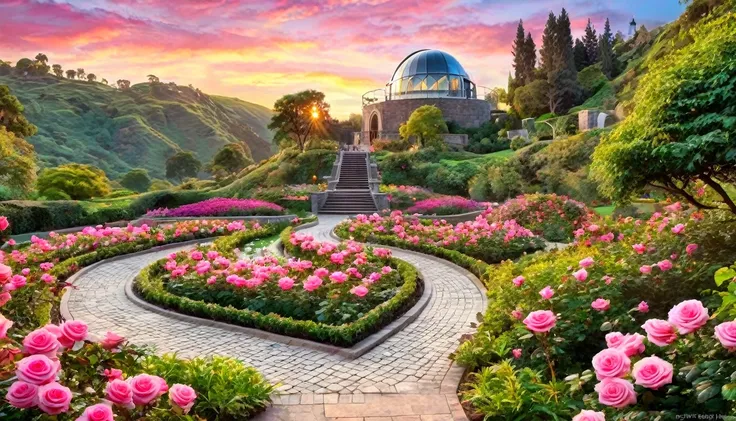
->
65;215;484;420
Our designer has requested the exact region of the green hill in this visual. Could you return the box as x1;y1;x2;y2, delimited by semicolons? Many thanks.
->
0;74;275;179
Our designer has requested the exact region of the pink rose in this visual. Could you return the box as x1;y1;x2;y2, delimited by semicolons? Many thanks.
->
539;286;554;300
714;321;736;350
572;410;605;421
0;264;12;283
591;298;610;312
639;265;652;274
15;355;58;385
351;285;369;297
190;251;203;261
573;268;588;282
656;259;673;271
637;301;649;313
632;356;673;390
59;320;88;343
511;310;523;320
523;310;556;333
37;382;73;415
606;333;645;356
671;223;685;234
668;299;709;334
632;244;646;254
100;331;125;350
329;271;348;283
642;319;678;346
685;243;698;256
594;378;636;408
0;292;11;307
104;368;123;381
127;374;162;406
77;403;114;421
5;381;38;408
512;349;522;359
314;268;329;278
579;257;594;268
278;277;295;291
0;216;9;231
303;276;323;292
512;275;524;287
168;384;197;414
592;348;630;380
106;379;133;407
0;314;13;338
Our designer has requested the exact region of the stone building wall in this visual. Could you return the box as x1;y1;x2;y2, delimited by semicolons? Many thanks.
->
363;98;491;133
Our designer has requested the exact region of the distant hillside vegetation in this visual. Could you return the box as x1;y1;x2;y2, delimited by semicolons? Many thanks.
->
0;74;275;179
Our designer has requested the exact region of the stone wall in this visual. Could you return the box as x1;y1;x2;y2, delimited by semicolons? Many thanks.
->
363;98;491;133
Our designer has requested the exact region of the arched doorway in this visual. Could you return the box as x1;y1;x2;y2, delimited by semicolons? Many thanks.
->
369;113;379;143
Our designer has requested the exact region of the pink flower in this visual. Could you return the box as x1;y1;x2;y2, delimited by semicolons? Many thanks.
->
106;379;133;407
637;301;649;313
278;277;295;291
605;333;645;356
639;265;652;274
100;331;125;350
0;264;12;283
77;403;114;421
381;266;393;274
668;300;709;334
592;348;631;380
329;271;348;284
190;250;203;261
632;244;646;254
303;276;323;292
330;253;344;264
351;285;369;297
602;275;614;285
539;286;554;300
104;368;123;381
60;320;88;344
512;349;522;359
642;319;678;346
15;354;58;385
0;216;8;231
0;314;13;338
579;257;594;268
40;273;55;283
522;310;556;333
632;356;673;390
512;276;525;287
169;384;197;414
5;381;38;408
314;268;329;278
572;410;605;421
573;268;588;282
0;292;11;307
127;374;162;406
594;378;636;408
591;298;610;312
714;321;736;350
671;223;685;234
22;328;60;357
37;382;73;415
656;260;673;271
686;243;698;256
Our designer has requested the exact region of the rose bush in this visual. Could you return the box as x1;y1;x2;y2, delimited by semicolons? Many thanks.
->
406;196;486;216
144;197;285;217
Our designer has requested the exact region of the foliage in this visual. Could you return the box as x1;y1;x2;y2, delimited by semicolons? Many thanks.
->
37;163;111;200
545;9;582;115
399;105;448;149
512;20;537;86
380;185;437;210
0;126;36;197
119;168;152;193
592;10;736;213
512;79;550;118
578;65;608;99
268;90;330;152
406;196;484;215
0;84;37;138
207;143;253;180
149;179;174;191
252;184;322;213
372;138;411;152
165;151;202;183
145;197;284;217
509;136;530;151
451;121;509;154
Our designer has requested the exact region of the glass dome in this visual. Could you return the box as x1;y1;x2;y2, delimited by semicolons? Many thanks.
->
387;49;476;100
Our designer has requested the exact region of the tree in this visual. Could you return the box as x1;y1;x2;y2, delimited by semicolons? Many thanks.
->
0;85;37;138
165;151;202;182
507;73;516;105
206;143;252;179
0;61;10;76
583;19;598;66
66;69;76;79
15;58;34;75
86;73;97;82
523;32;537;82
512;20;531;86
574;39;587;71
37;164;111;200
0;126;36;196
147;74;159;84
76;68;85;80
268;90;331;152
513;79;550;118
598;19;616;78
347;113;362;131
52;64;63;77
101;78;108;85
119;168;152;192
398;105;448;149
148;179;173;191
547;8;580;114
591;13;736;213
116;80;131;90
539;12;557;75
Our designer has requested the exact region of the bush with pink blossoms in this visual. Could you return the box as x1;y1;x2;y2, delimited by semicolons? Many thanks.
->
406;196;485;216
145;197;285;218
379;184;438;210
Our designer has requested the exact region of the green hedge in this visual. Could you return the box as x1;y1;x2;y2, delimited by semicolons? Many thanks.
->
134;226;423;347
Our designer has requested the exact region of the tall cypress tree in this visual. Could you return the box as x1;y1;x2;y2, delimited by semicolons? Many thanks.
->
573;38;586;71
583;19;598;66
547;8;580;114
598;18;616;77
507;72;516;106
523;32;537;82
512;20;529;85
539;12;557;75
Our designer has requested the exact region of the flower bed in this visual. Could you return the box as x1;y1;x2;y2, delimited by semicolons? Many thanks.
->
134;226;422;346
488;193;595;242
406;196;485;216
145;197;285;218
380;185;437;210
456;205;736;419
253;184;325;213
335;210;544;267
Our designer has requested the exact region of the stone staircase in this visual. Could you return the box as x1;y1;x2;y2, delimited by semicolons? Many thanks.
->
319;152;378;215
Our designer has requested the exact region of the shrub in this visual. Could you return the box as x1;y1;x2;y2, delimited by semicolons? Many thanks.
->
119;168;152;192
37;163;111;200
380;185;436;210
372;138;411;152
512;79;550;118
145;197;285;217
406;196;483;215
509;136;529;151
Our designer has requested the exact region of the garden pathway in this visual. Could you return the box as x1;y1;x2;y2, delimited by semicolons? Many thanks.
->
65;215;484;420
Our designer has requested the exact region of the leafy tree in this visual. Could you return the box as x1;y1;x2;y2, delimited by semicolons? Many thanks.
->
147;74;159;84
398;105;448;149
37;164;111;200
513;79;550;118
0;126;36;195
76;68;85;80
66;69;76;79
573;39;586;71
0;85;37;138
52;64;63;77
117;80;131;90
592;12;736;213
268;90;331;152
119;168;152;192
347;113;362;130
34;53;48;65
583;19;598;66
165;150;202;182
148;179;173;191
15;58;34;75
206;143;252;179
0;61;11;76
86;73;96;82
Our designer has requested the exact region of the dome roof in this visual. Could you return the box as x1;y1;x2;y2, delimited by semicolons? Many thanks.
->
391;49;470;82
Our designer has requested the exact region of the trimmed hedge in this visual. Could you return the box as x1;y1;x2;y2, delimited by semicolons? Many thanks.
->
134;226;423;347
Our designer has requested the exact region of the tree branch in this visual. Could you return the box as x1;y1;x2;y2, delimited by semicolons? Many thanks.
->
649;180;717;210
701;174;736;214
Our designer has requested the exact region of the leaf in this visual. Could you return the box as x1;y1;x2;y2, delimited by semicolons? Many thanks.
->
697;385;720;403
600;321;612;331
715;267;736;286
722;383;736;401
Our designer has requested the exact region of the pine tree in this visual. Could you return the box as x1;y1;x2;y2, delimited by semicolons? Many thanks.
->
547;8;580;114
583;19;598;66
598;18;616;77
523;32;537;82
511;20;529;85
573;38;586;71
507;72;516;105
539;12;557;75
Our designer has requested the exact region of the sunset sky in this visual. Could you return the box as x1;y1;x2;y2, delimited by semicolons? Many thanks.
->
0;0;684;119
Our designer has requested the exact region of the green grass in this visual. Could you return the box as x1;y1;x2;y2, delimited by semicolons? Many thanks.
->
594;205;615;216
0;74;274;179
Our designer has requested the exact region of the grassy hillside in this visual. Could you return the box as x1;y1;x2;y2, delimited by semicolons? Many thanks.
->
0;74;275;179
